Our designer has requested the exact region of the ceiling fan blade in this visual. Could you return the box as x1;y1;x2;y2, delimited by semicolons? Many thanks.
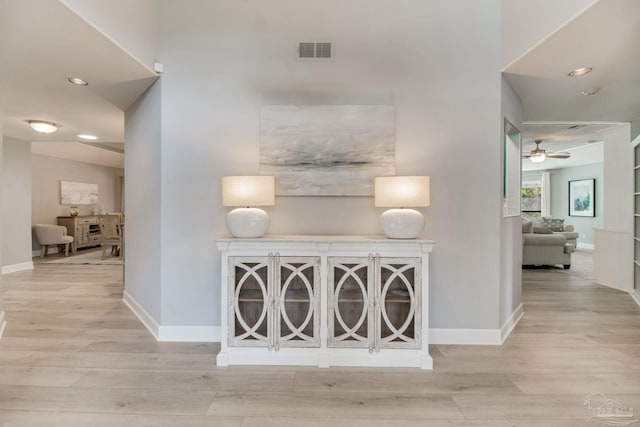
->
547;152;570;159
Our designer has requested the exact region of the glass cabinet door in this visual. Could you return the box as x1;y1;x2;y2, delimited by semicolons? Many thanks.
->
378;258;421;349
328;258;372;348
229;258;270;347
276;257;320;348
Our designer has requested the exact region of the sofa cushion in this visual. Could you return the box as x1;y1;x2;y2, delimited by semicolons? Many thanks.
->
522;220;533;233
523;233;567;246
542;217;565;232
533;226;553;234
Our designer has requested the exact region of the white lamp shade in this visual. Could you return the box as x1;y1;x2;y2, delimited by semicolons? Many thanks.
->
375;176;430;208
222;176;275;207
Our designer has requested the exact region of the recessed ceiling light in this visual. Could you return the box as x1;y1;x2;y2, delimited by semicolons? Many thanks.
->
67;77;88;86
568;67;593;77
27;120;62;133
581;87;600;96
77;134;98;140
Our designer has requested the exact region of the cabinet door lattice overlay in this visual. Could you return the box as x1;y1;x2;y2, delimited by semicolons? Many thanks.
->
276;257;320;348
328;258;371;348
378;258;421;349
229;258;269;347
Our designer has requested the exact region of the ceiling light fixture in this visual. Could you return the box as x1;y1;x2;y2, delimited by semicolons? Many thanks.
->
568;67;593;77
77;134;98;140
67;77;88;86
581;87;600;96
27;120;61;133
529;152;546;163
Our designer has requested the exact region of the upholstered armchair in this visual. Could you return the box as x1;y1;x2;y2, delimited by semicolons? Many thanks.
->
33;224;74;258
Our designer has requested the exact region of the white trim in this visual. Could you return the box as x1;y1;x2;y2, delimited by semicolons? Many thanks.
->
157;326;220;342
123;292;221;342
0;311;6;341
2;261;34;275
500;303;525;344
596;281;632;293
577;242;594;250
429;328;502;345
122;291;159;340
629;290;640;308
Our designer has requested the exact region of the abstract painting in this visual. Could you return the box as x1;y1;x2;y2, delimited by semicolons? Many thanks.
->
568;179;595;217
260;105;396;196
60;181;99;205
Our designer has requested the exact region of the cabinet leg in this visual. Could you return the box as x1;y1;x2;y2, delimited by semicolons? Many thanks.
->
216;352;230;367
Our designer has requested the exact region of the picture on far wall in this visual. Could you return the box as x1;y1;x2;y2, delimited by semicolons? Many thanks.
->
568;178;595;217
60;181;99;205
259;105;396;196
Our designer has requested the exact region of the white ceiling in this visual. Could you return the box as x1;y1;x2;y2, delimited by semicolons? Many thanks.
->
505;0;640;171
1;1;637;171
0;0;157;156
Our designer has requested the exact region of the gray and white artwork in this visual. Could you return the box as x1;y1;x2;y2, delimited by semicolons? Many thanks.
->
260;105;396;196
60;181;99;205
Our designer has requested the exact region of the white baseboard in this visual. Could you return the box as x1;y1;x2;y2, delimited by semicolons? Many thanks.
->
122;291;160;340
500;303;524;344
123;291;220;342
429;304;524;345
577;242;594;250
0;311;6;341
429;328;502;345
630;290;640;308
158;326;220;342
2;261;34;275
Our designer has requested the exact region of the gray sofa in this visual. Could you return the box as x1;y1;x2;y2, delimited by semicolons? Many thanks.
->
522;218;579;269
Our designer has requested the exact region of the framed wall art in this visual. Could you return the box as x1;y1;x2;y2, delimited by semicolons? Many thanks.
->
259;105;396;196
568;178;595;217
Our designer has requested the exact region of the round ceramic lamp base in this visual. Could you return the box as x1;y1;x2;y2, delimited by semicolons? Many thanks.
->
380;208;425;239
226;207;270;238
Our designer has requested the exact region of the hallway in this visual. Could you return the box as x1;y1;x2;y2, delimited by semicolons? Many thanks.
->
0;262;638;426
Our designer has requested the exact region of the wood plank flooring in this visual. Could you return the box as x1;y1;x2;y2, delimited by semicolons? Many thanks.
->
0;258;639;426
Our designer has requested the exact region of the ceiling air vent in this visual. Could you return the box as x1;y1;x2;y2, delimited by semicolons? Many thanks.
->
297;41;333;60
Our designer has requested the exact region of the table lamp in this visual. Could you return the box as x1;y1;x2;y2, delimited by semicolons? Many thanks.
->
374;176;430;239
222;176;275;238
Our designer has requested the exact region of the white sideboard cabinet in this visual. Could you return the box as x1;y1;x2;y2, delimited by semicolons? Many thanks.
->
216;235;434;369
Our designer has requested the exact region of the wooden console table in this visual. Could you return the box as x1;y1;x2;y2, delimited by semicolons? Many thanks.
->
216;235;434;369
57;216;102;254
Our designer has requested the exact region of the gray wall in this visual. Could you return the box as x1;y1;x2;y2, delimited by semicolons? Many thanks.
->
0;125;5;337
2;137;32;267
31;153;122;250
147;0;504;330
550;163;604;247
500;76;523;326
124;80;162;322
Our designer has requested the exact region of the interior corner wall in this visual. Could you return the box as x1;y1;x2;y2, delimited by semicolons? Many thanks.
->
61;0;158;70
2;137;32;267
31;154;120;250
124;79;162;324
549;163;604;247
603;125;633;231
499;76;523;327
157;0;503;331
501;0;598;68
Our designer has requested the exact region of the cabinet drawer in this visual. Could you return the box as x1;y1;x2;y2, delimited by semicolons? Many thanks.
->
78;217;98;225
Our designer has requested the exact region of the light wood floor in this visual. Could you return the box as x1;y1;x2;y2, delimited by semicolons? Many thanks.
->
0;258;639;426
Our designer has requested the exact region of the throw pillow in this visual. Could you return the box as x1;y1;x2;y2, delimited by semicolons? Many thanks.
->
522;220;533;233
533;226;553;234
541;217;565;232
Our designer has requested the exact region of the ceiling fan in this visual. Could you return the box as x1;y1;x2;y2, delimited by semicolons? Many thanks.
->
523;140;570;163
